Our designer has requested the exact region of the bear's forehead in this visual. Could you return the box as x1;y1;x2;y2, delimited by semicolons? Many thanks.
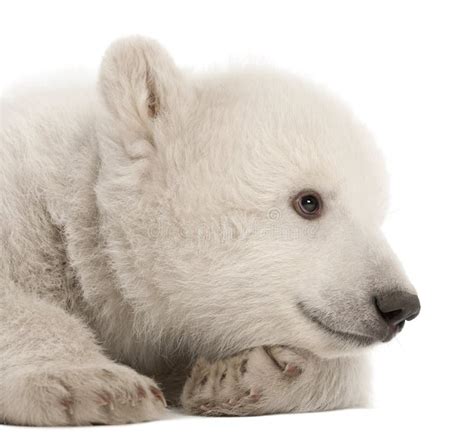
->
184;70;388;208
195;69;344;131
194;71;374;164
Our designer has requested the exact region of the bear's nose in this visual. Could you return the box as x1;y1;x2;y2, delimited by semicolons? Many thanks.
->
374;290;421;336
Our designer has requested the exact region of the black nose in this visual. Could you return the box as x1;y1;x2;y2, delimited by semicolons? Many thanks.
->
375;290;421;329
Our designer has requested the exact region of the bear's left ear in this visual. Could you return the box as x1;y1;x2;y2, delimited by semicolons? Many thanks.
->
99;36;188;143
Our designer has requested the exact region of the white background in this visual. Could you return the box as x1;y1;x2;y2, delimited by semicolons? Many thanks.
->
1;0;473;445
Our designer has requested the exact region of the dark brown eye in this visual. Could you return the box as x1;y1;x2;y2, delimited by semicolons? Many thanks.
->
292;190;323;219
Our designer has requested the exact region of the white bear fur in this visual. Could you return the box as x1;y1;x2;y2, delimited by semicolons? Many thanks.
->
0;36;415;425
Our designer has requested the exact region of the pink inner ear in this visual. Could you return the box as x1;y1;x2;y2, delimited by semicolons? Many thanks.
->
147;90;159;118
146;68;159;118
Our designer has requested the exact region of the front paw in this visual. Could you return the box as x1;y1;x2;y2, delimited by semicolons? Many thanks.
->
6;363;166;426
181;346;306;416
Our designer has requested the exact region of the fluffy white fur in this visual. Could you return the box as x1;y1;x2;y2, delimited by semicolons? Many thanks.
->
0;36;416;425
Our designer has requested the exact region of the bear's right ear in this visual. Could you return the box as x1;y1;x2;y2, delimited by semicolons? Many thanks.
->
99;36;188;144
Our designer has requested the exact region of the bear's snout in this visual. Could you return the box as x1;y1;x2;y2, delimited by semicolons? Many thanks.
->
374;291;421;341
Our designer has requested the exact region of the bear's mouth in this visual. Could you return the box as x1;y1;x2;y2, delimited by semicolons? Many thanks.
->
296;301;376;346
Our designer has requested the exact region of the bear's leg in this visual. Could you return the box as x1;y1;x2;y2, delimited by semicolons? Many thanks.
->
0;282;166;426
181;346;369;415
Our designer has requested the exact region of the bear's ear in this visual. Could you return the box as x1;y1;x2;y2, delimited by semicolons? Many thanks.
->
99;36;187;142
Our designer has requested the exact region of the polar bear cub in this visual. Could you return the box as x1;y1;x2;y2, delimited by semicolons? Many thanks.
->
0;37;420;425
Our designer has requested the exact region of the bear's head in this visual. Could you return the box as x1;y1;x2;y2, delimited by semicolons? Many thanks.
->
96;37;420;360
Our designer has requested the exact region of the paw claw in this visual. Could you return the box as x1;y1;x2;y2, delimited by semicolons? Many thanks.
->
283;363;302;377
246;388;261;402
239;359;248;375
61;397;74;415
150;385;167;407
136;385;147;400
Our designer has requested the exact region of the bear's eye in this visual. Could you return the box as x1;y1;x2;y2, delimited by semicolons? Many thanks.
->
292;190;323;219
